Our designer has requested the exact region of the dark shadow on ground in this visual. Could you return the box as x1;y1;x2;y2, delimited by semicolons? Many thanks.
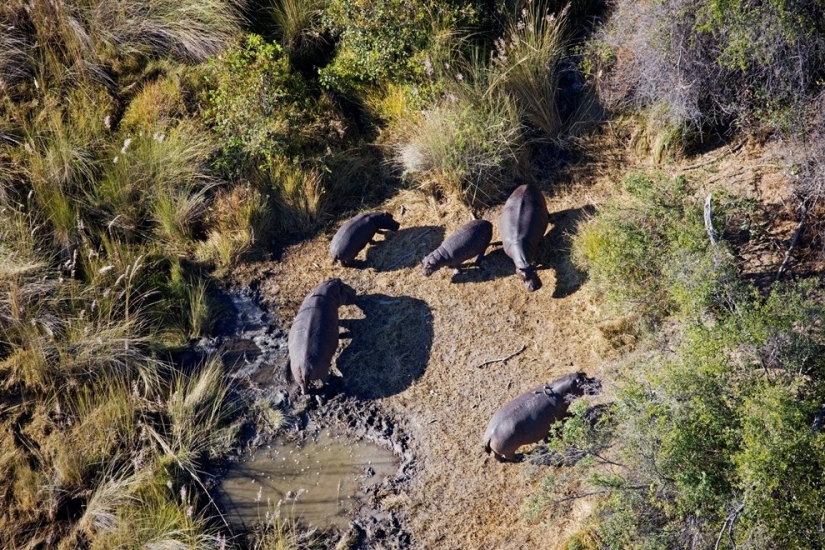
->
363;225;445;272
334;293;433;399
449;246;517;285
538;205;596;299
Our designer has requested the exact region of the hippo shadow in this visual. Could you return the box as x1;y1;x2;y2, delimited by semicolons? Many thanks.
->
538;205;596;299
449;245;518;285
334;293;433;399
363;225;445;272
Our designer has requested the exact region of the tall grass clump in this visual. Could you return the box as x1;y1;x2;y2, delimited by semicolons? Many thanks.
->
0;0;262;546
493;2;569;141
396;49;526;207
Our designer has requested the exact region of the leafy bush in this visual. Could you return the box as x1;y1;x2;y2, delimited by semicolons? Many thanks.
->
591;0;825;136
319;0;474;91
554;173;825;547
205;34;320;172
572;172;740;319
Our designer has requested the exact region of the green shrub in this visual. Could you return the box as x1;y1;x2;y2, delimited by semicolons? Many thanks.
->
592;0;825;136
572;172;731;319
319;0;441;91
540;273;825;546
205;34;316;172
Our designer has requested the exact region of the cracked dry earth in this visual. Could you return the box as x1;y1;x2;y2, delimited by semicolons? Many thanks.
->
225;137;807;549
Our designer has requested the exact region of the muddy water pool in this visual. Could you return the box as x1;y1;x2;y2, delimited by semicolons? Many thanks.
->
217;431;398;529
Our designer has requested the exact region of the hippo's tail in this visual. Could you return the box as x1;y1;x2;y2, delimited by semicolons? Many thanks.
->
483;438;492;455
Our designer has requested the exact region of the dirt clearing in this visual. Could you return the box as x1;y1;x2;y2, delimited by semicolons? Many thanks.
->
225;135;810;549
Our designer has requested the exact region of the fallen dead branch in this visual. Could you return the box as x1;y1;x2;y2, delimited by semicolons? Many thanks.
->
472;344;527;369
776;202;808;282
704;193;718;246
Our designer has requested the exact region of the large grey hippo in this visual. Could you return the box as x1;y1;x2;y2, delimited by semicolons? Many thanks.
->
499;184;549;292
288;278;357;394
330;212;400;266
421;219;493;276
483;372;600;462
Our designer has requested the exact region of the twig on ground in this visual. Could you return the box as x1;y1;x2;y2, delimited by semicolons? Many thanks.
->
776;202;808;282
473;344;527;369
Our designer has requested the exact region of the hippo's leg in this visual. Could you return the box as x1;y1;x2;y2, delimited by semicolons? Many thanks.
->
492;451;520;463
341;259;354;267
474;252;484;266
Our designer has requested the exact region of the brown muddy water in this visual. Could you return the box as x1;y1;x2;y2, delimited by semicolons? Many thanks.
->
217;430;398;529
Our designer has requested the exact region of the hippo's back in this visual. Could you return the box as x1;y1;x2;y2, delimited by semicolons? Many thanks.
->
440;219;493;263
484;386;561;456
288;287;344;389
500;185;548;260
330;213;376;263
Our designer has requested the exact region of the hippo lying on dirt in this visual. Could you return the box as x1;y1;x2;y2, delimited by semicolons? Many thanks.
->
483;372;600;462
422;219;493;277
330;212;401;266
499;184;549;292
288;278;357;394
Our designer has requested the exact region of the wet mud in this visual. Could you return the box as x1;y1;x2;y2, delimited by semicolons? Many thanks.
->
202;288;417;548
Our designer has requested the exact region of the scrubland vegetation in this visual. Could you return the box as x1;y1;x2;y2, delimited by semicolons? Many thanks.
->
2;0;825;547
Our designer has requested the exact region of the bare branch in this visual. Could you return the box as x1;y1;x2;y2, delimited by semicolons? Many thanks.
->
472;344;527;369
714;502;745;550
704;193;718;246
776;202;808;282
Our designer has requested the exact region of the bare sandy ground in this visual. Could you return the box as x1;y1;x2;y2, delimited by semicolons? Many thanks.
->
229;135;810;549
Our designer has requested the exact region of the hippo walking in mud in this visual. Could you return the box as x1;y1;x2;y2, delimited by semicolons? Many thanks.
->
288;278;357;394
330;212;401;266
422;219;493;277
483;372;600;462
499;184;549;292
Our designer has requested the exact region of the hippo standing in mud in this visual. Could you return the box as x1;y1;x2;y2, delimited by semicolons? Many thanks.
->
483;372;600;462
499;184;549;292
422;219;493;277
330;212;400;266
288;278;357;394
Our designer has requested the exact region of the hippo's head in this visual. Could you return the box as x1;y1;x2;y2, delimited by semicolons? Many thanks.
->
517;265;542;292
328;278;357;306
547;372;601;398
372;212;400;232
421;258;436;277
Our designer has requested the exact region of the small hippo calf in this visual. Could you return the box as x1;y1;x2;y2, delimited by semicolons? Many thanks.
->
288;278;357;394
499;184;549;292
483;372;600;462
422;219;493;277
330;212;400;267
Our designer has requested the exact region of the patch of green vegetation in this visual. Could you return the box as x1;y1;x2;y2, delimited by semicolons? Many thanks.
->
546;172;825;547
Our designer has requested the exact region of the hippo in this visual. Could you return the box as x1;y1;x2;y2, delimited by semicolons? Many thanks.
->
288;278;357;394
422;219;493;276
499;184;549;291
483;372;600;462
330;212;401;266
